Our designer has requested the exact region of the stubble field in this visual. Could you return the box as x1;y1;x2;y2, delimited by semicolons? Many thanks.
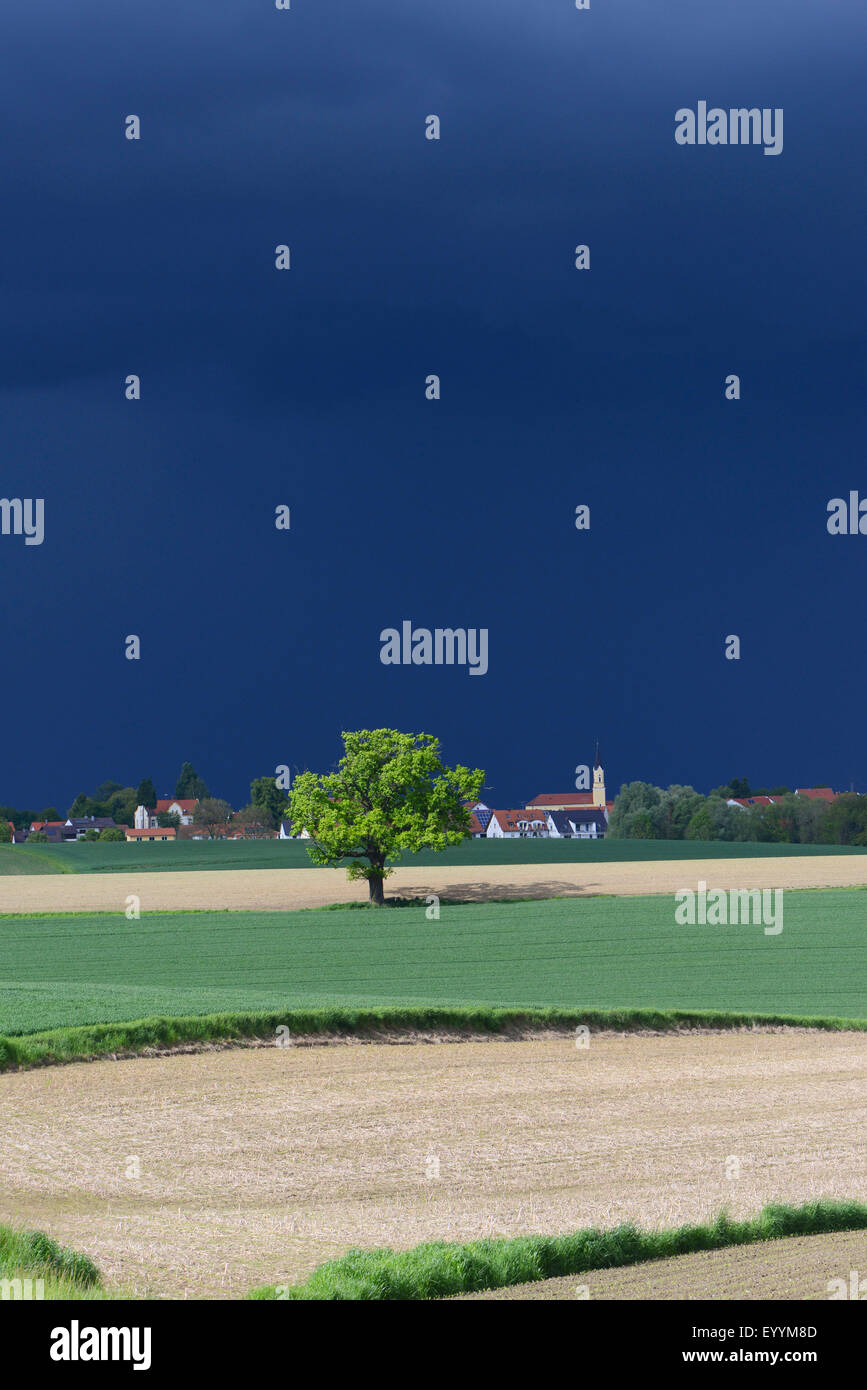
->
1;1031;864;1298
460;1228;867;1300
1;853;866;914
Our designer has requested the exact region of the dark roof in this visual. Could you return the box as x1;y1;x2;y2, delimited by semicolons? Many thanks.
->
549;809;607;834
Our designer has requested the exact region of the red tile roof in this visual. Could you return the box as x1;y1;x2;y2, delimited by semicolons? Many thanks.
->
154;799;198;813
525;793;596;808
731;788;838;808
489;809;549;833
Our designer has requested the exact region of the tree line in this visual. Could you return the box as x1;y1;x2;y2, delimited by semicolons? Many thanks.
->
0;762;291;839
608;778;867;846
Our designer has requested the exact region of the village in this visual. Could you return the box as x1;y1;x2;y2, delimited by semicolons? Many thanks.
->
2;747;858;848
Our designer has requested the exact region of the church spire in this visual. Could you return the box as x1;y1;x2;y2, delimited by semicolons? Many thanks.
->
592;740;605;808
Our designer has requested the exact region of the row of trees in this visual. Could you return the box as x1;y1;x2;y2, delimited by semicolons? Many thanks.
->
185;776;291;837
0;762;292;834
2;731;483;892
0;763;213;831
608;780;867;845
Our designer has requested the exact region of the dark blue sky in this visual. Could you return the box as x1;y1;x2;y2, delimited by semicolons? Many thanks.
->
1;0;865;811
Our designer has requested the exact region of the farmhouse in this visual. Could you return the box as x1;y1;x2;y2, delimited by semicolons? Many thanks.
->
486;809;549;838
65;816;117;839
134;799;198;829
465;801;492;837
27;821;66;843
26;818;120;843
546;808;608;839
125;827;177;842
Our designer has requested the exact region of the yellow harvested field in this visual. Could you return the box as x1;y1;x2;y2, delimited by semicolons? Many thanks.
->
1;855;866;913
462;1229;867;1300
1;1031;864;1298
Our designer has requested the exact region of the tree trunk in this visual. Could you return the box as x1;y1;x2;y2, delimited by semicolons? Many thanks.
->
368;870;385;905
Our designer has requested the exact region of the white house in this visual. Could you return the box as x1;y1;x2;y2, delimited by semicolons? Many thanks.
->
279;820;310;840
546;809;607;840
486;809;549;838
134;798;198;829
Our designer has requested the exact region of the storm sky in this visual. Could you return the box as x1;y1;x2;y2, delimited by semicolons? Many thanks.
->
1;0;865;808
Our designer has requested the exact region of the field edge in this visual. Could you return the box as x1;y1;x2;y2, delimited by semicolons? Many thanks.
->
0;1223;104;1299
248;1199;867;1301
2;1003;866;1073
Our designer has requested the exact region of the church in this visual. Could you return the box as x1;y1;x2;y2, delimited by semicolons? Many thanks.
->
473;744;614;840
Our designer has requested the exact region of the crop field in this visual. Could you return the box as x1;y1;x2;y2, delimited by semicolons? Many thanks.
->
2;853;867;917
3;870;864;1302
0;1032;863;1298
0;847;72;876
1;890;865;1038
462;1229;867;1300
2;837;865;876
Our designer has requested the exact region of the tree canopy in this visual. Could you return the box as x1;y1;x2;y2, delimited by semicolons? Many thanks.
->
136;777;157;808
608;780;866;845
287;729;485;904
175;762;209;800
249;775;290;829
192;797;233;836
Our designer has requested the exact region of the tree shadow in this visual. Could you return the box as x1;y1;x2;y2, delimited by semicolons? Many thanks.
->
390;880;598;904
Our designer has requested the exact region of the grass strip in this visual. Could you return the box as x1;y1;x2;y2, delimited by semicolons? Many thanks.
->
2;1004;865;1073
248;1198;867;1300
0;1224;102;1295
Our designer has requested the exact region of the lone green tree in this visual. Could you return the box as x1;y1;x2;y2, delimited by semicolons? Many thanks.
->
287;729;485;905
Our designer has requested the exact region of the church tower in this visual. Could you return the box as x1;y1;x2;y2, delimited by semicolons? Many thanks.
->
592;739;606;808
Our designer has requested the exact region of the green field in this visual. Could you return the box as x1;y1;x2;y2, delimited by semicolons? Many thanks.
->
2;836;866;876
2;891;864;1038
